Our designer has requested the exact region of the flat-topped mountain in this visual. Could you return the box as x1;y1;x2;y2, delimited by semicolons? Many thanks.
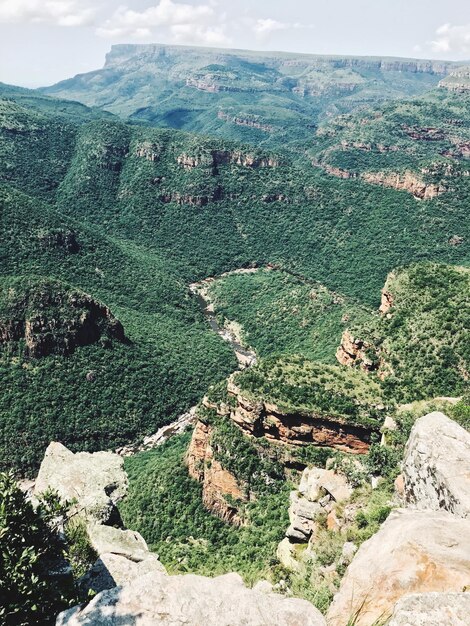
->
41;44;457;151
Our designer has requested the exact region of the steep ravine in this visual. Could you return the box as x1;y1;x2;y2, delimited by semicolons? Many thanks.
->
116;269;259;457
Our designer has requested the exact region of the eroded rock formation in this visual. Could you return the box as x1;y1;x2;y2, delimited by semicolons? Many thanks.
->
335;330;378;373
56;570;327;626
35;443;165;596
186;420;246;525
34;442;127;525
326;508;470;626
0;284;125;358
403;412;470;518
226;377;373;454
177;149;279;170
360;171;446;200
285;467;352;543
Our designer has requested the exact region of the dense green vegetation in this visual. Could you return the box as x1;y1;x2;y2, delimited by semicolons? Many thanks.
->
120;430;290;584
208;269;369;363
235;354;386;428
0;473;76;625
349;263;470;401
0;184;236;473
1;85;468;473
310;89;470;181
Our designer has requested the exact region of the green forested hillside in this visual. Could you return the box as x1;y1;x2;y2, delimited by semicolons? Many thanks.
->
0;77;469;472
41;44;454;151
310;89;470;197
206;269;369;363
0;185;236;472
346;263;470;402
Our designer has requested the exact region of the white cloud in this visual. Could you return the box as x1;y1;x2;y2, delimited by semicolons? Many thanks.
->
431;23;470;55
0;0;95;26
253;18;289;36
170;23;230;46
96;0;226;42
252;17;313;40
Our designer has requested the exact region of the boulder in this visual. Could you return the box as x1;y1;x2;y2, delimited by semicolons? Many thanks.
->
57;570;326;626
82;552;165;594
277;538;302;572
299;467;352;503
388;592;470;626
34;442;127;524
403;412;470;518
287;491;321;541
87;524;151;562
326;509;470;626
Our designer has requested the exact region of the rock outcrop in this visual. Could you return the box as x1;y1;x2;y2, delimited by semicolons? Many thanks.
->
82;525;165;594
326;509;470;626
285;467;352;542
186;420;246;525
361;171;446;200
57;570;327;626
34;442;127;525
177;149;279;170
0;280;125;358
35;443;165;596
335;330;378;372
439;66;470;92
403;412;470;518
226;377;374;454
388;592;470;626
314;162;447;200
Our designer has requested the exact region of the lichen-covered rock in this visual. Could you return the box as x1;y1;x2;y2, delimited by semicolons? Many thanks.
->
34;442;127;524
326;509;470;626
87;524;150;562
57;570;326;626
388;592;470;626
403;412;470;518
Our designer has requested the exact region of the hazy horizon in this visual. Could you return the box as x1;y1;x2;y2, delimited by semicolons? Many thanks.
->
0;0;469;87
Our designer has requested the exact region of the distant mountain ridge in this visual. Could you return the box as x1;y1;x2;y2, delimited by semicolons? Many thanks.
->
40;43;459;151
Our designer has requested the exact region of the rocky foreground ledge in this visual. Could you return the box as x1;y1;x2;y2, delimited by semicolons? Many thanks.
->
31;411;470;625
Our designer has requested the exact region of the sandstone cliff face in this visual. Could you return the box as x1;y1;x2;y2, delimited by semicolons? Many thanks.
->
361;171;446;200
186;421;246;525
314;160;447;200
217;111;274;133
177;149;279;170
439;66;470;92
226;377;373;454
0;283;125;358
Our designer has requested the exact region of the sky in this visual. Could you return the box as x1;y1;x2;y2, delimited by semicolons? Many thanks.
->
0;0;469;87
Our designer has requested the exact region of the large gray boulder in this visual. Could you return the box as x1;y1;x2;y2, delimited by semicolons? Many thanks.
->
57;570;326;626
34;442;127;524
388;592;470;626
326;509;470;626
81;524;166;593
403;412;470;518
